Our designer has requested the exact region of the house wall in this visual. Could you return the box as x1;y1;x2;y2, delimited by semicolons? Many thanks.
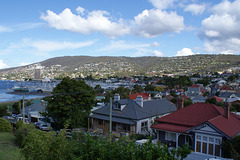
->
136;118;151;134
158;131;176;147
91;118;136;136
192;124;223;157
137;115;168;135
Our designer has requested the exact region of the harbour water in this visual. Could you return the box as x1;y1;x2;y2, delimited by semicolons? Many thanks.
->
0;80;48;102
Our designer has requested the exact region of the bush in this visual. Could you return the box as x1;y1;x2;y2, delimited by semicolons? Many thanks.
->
0;118;12;132
16;124;192;160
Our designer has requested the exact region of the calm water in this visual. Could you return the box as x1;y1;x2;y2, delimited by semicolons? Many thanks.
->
0;80;47;102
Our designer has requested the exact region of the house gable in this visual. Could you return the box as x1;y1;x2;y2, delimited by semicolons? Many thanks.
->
187;123;223;137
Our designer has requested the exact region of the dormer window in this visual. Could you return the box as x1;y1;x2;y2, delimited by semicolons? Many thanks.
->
113;102;126;111
115;103;121;110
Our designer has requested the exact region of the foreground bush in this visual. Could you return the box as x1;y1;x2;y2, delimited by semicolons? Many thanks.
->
16;124;191;160
0;117;12;132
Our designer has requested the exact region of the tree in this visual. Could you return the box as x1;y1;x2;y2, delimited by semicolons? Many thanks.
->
132;84;143;93
206;98;217;105
94;84;104;94
104;86;130;102
44;78;96;129
144;84;155;91
0;105;9;117
228;75;237;81
154;86;164;92
0;118;12;132
197;77;210;87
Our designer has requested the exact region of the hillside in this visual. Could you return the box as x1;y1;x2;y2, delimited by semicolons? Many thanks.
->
0;54;240;79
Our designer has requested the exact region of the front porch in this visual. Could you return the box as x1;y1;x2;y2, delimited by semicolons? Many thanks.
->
91;118;136;137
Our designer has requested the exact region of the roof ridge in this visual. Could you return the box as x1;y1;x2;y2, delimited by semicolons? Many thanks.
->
208;114;222;122
131;100;138;120
210;103;223;116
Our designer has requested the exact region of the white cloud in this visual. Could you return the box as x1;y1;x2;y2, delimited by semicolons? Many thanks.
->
204;30;220;37
0;39;95;58
204;38;240;53
0;59;8;69
41;7;130;38
30;40;95;52
76;6;85;15
149;0;176;9
41;6;185;38
201;0;240;54
98;40;150;51
184;3;206;15
176;48;195;56
150;41;161;47
153;50;164;56
133;9;184;38
0;25;11;32
19;62;31;66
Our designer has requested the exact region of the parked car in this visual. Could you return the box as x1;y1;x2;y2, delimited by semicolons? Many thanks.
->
34;122;41;129
39;124;50;131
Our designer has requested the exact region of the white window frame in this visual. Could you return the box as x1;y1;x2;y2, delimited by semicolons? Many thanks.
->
141;121;148;132
165;131;176;142
195;134;222;157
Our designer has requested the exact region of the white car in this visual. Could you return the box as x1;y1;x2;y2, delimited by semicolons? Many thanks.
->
39;124;50;131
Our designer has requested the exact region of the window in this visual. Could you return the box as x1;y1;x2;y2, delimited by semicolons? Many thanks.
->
123;124;130;132
98;120;103;125
208;143;214;155
215;144;221;157
196;141;201;152
165;132;176;141
197;135;201;140
202;142;207;154
115;103;120;110
141;121;148;132
195;134;222;157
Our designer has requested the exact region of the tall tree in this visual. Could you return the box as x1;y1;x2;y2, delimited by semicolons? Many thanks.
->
104;86;130;102
44;78;95;129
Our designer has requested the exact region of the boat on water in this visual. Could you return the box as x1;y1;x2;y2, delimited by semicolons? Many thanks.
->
12;86;29;93
10;78;60;94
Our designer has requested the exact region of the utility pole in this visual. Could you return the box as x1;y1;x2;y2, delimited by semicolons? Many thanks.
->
22;95;25;124
109;97;112;141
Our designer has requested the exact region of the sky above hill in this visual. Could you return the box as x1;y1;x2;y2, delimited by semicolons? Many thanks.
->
0;0;240;69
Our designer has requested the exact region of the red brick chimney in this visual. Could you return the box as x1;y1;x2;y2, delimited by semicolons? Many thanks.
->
177;97;184;110
224;102;230;119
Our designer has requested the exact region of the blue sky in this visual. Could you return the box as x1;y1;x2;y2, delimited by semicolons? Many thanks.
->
0;0;240;69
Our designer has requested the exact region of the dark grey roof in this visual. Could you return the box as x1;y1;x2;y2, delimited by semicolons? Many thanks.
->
90;98;176;124
23;103;45;115
192;96;207;101
219;92;240;99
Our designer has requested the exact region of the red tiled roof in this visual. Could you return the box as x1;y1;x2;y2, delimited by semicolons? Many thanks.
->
220;85;231;91
209;96;223;102
156;103;221;126
151;123;189;133
152;103;240;138
130;93;150;100
208;113;240;138
189;84;201;88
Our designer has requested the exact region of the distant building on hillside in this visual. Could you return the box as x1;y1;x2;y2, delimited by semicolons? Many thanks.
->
34;69;41;79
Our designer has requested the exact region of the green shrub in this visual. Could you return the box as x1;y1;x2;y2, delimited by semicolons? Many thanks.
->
0;118;12;132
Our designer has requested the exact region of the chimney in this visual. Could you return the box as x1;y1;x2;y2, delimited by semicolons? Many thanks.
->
114;93;120;102
224;102;230;119
136;95;143;107
176;97;184;110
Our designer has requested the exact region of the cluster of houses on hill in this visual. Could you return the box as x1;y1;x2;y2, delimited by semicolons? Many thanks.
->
89;75;240;159
4;73;240;159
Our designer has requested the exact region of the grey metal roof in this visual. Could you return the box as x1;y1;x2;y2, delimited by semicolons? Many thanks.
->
90;114;135;125
90;98;176;123
23;103;45;115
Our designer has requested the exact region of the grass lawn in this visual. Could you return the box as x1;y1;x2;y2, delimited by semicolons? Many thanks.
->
0;132;21;160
